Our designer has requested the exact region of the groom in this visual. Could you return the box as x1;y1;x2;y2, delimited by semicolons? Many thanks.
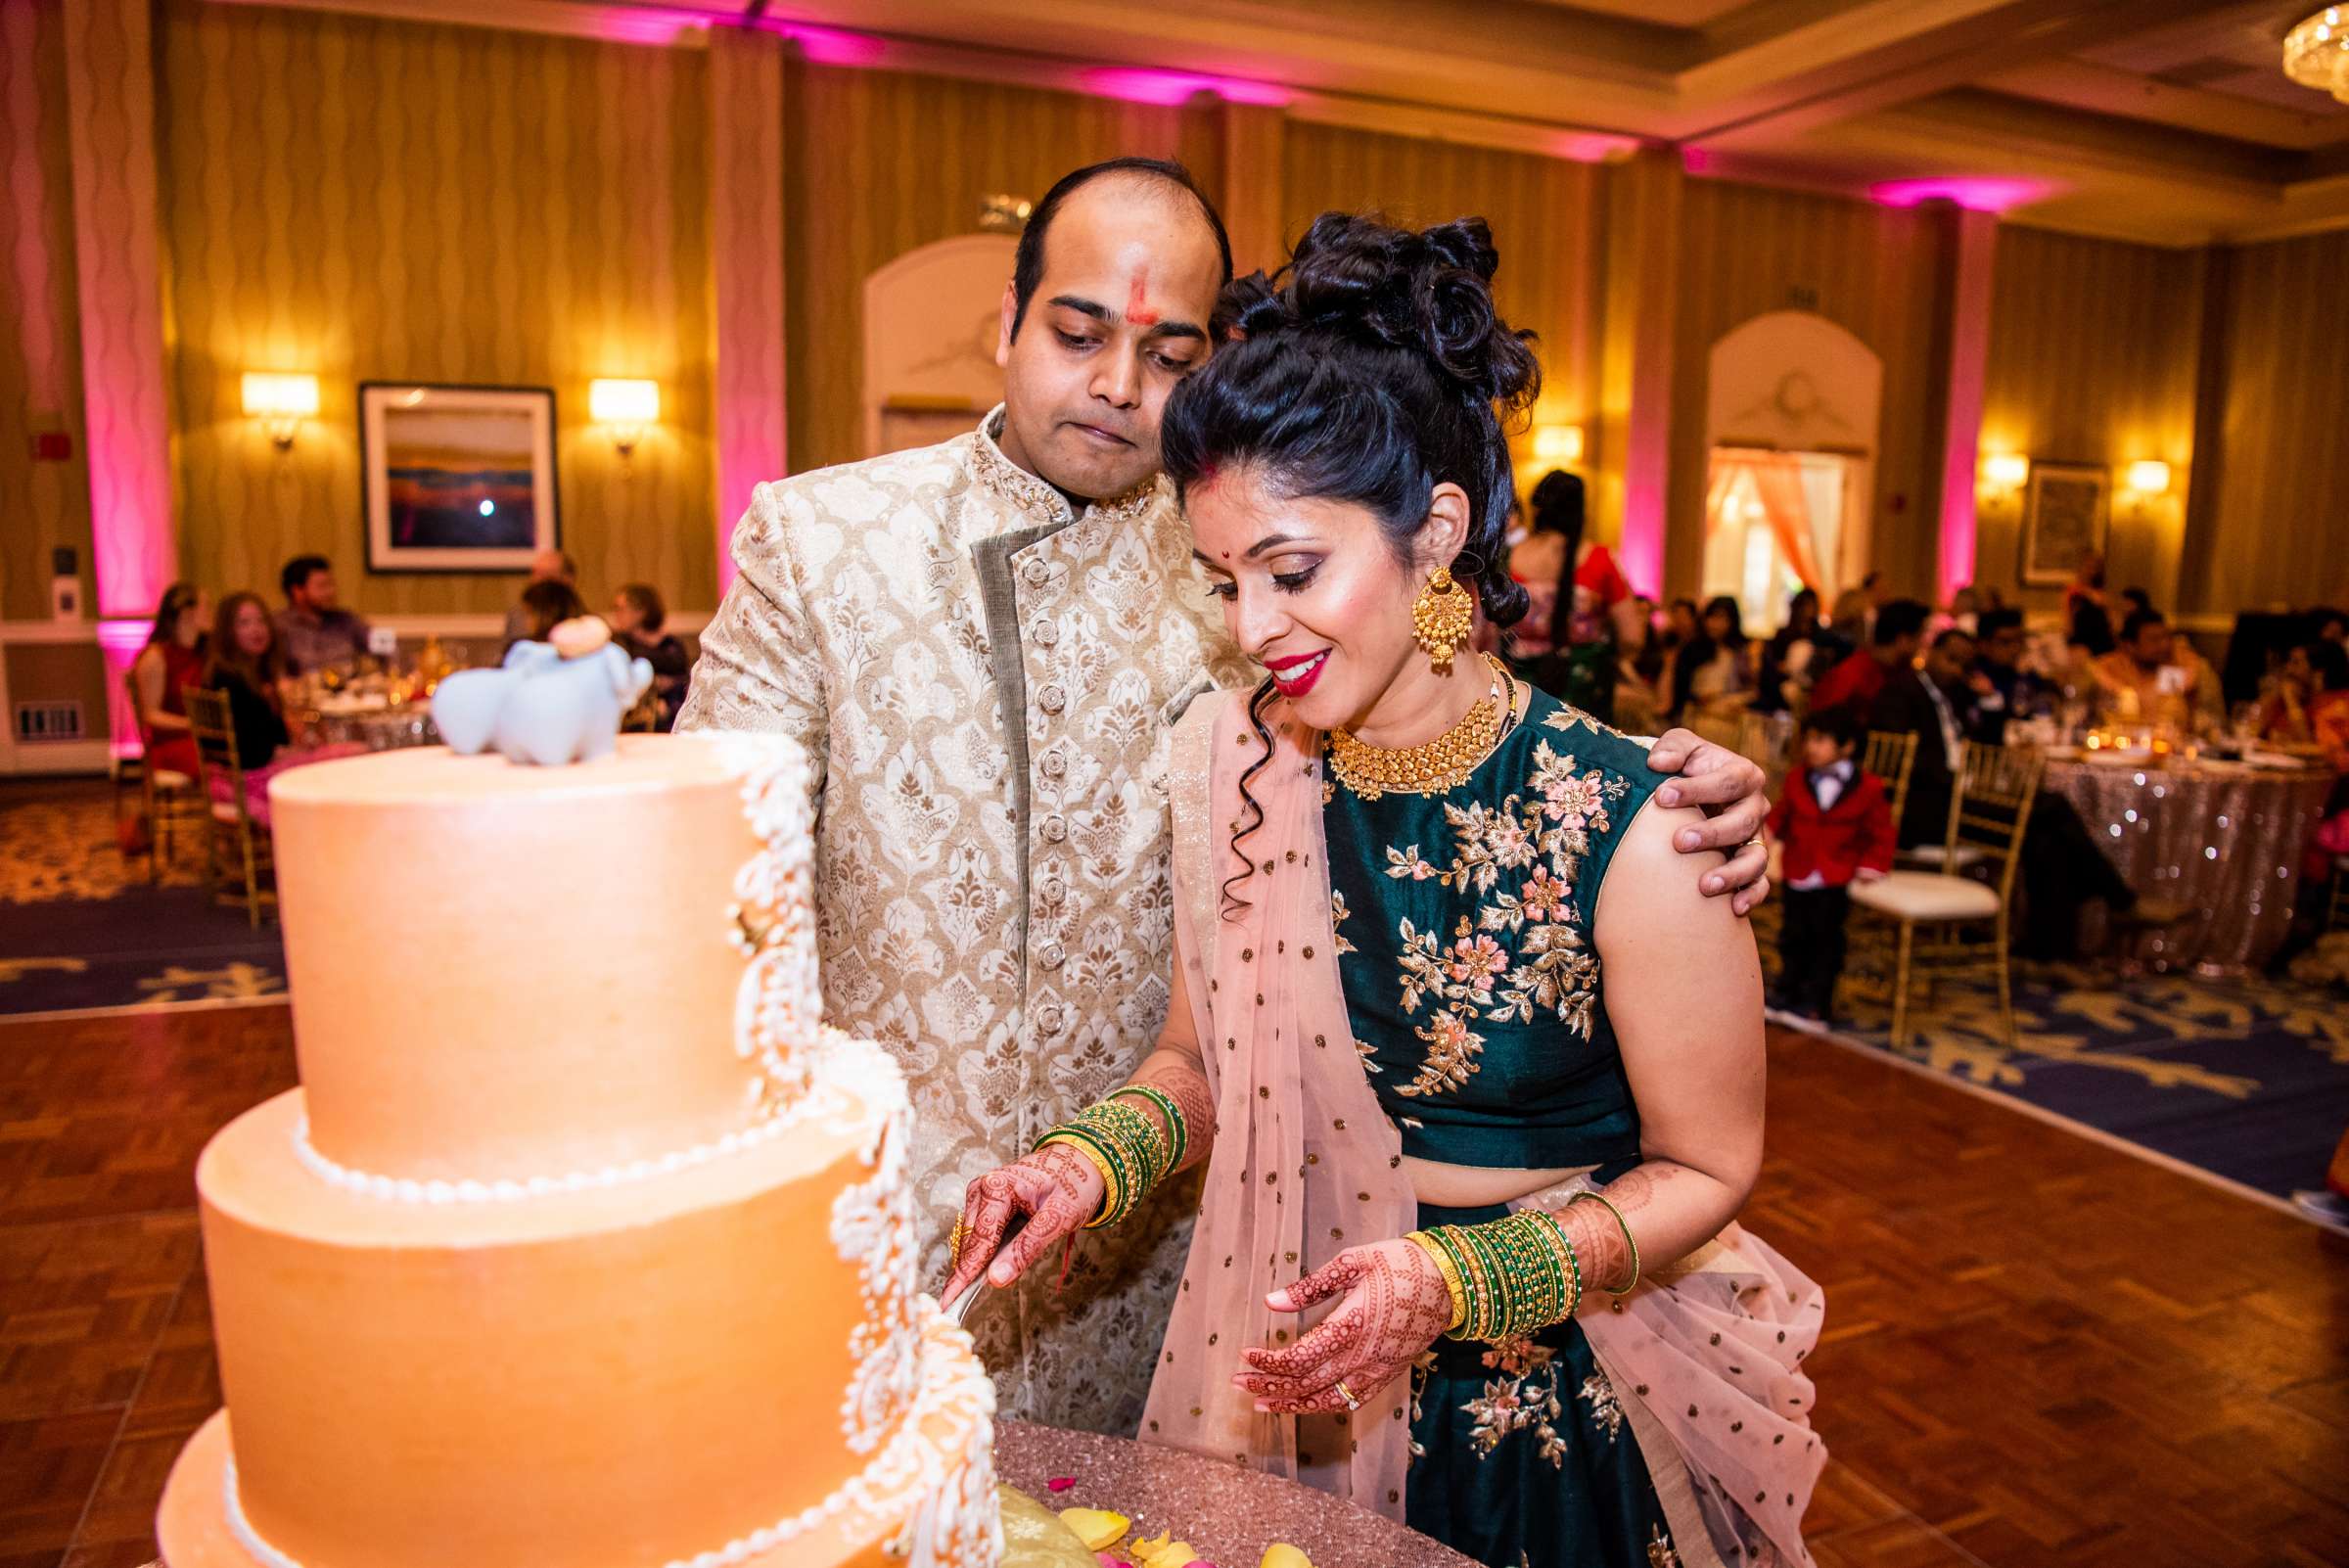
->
676;157;1773;1433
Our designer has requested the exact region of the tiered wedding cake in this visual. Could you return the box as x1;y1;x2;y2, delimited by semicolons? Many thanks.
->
157;734;1001;1568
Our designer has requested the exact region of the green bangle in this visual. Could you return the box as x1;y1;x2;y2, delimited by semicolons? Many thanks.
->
1111;1084;1188;1174
1076;1099;1166;1191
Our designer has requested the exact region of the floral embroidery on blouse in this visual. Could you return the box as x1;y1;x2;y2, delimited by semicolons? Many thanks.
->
1330;890;1358;955
1367;741;1634;1098
1645;1524;1681;1567
1464;1337;1569;1467
1582;1367;1626;1443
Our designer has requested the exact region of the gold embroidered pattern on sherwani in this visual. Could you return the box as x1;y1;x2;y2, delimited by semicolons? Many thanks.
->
678;410;1253;1431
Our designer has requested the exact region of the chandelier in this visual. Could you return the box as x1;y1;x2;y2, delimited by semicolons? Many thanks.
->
2284;8;2349;104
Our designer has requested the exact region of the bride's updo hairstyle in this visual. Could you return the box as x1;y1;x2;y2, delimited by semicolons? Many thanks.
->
1160;211;1541;629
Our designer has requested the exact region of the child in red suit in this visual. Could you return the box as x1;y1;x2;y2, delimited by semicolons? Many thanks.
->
1767;708;1896;1022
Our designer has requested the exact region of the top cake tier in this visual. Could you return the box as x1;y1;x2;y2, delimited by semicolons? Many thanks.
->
270;735;780;1184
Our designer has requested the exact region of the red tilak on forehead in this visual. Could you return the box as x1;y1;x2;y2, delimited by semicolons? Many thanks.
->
1126;268;1158;328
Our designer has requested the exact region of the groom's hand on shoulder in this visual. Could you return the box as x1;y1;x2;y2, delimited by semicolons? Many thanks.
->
1644;728;1771;915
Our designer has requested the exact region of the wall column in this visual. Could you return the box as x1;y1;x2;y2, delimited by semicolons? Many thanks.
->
1921;202;1998;603
1219;103;1287;278
1596;147;1682;598
62;0;175;747
708;25;790;598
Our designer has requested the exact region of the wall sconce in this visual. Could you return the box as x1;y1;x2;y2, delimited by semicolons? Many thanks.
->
2123;459;2171;495
242;372;319;449
1531;423;1586;470
1979;451;2030;492
979;194;1034;233
589;379;660;459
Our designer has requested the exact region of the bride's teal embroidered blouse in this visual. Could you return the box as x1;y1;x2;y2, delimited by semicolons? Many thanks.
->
1322;687;1663;1170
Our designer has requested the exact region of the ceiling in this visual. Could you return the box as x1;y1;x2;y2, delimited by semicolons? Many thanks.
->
223;0;2349;246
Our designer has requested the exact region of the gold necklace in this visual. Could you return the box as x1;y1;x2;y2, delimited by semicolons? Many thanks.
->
1326;653;1517;801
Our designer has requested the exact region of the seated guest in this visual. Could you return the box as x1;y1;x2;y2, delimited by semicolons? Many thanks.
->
501;549;579;644
1872;628;1976;848
2093;608;2223;728
1766;709;1894;1023
1880;627;2176;957
1755;587;1830;715
1810;596;1929;724
508;580;589;651
1666;594;1754;735
2063;549;2108;627
1964;608;2051;744
132;581;208;777
273;554;371;677
610;582;691;731
2263;641;2349;772
204;592;362;827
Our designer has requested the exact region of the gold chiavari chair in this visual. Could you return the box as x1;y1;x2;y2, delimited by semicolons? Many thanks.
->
185;688;276;928
1849;742;2043;1051
120;667;203;882
1861;729;1919;830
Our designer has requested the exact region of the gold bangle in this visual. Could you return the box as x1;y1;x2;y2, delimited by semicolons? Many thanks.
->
1568;1189;1641;1295
1406;1230;1469;1334
1036;1130;1123;1226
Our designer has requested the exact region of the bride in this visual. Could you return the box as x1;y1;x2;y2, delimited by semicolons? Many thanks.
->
944;212;1824;1568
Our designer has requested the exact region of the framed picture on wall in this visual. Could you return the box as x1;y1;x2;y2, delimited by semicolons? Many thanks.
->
2019;461;2108;586
360;382;559;573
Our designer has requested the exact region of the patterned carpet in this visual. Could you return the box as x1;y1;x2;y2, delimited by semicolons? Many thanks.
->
0;781;286;1017
1754;899;2349;1208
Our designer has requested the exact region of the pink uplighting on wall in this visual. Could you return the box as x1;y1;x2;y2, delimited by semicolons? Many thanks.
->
583;7;709;47
1868;177;2047;212
1076;68;1291;108
780;23;891;69
95;620;153;760
1547;131;1640;164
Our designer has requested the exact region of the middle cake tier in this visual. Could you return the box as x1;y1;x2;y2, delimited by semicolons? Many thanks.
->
198;1068;925;1568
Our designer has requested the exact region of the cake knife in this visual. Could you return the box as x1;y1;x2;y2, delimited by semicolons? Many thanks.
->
941;1211;1026;1330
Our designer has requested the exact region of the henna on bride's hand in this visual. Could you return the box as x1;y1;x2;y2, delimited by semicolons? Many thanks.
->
1237;1242;1452;1412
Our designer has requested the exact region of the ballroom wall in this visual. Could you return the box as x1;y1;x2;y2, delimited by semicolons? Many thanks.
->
1978;225;2203;617
154;0;715;619
1671;179;1945;599
0;0;93;623
2194;227;2349;616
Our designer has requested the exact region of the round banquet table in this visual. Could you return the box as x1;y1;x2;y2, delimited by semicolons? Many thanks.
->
996;1421;1476;1568
303;699;438;751
2043;756;2336;971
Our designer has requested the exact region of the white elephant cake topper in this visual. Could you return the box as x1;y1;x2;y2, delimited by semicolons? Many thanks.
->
429;618;654;765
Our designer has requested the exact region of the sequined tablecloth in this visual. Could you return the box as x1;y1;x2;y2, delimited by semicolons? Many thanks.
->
304;701;437;750
996;1422;1476;1568
2044;759;2335;970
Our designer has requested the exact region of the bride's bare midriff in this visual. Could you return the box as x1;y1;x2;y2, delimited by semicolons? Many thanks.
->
1405;1154;1597;1210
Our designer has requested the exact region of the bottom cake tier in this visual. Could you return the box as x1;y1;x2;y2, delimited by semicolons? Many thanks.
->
158;1300;1001;1568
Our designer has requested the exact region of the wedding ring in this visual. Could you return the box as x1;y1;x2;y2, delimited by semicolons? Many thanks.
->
1334;1379;1360;1411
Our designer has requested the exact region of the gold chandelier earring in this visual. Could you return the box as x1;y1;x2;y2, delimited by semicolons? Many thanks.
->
1410;565;1475;676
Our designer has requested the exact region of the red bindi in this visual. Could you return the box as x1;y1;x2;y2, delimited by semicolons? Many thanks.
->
1126;268;1159;328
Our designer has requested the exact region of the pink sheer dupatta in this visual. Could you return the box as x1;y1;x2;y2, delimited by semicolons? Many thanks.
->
1141;690;1419;1513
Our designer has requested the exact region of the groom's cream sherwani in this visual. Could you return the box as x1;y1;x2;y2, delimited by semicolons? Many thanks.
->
677;411;1251;1431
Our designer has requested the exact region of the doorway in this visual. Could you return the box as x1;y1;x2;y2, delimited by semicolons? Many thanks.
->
1703;447;1860;631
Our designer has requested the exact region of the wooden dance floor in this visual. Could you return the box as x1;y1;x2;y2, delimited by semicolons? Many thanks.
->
2;1004;2342;1568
